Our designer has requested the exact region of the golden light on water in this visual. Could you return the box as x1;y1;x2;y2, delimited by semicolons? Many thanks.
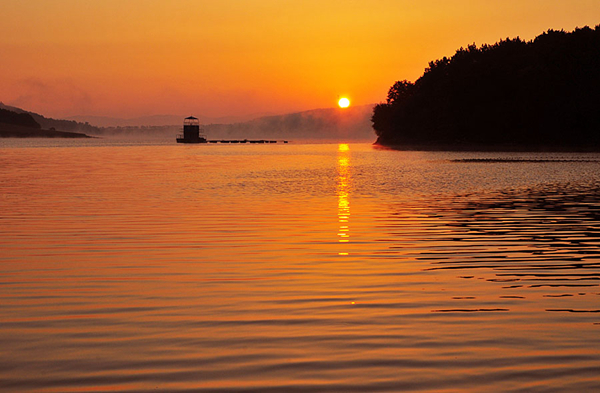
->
337;144;351;250
3;141;600;391
338;97;350;108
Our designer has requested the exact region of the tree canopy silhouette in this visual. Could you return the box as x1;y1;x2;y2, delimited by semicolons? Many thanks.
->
372;25;600;149
0;108;41;129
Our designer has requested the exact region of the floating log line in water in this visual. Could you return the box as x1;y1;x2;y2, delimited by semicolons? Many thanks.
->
176;116;288;144
177;139;288;144
209;139;288;144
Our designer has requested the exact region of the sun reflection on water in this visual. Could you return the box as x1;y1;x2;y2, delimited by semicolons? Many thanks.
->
337;144;350;251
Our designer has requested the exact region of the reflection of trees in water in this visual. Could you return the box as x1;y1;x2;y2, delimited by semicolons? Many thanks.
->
401;182;600;312
441;181;600;243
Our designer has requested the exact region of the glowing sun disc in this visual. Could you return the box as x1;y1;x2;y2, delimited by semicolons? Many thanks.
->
338;97;350;108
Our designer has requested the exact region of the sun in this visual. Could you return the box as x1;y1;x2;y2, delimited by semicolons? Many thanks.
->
338;97;350;108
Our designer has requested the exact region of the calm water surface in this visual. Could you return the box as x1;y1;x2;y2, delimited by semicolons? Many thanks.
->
1;139;600;392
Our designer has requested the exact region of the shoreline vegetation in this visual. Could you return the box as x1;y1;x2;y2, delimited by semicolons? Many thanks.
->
0;106;94;139
0;103;376;141
0;123;93;139
372;26;600;151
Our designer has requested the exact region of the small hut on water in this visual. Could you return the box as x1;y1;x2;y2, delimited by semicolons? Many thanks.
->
176;116;207;143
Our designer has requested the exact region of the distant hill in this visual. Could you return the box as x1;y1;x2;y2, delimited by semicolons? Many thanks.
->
0;108;41;129
66;114;183;128
0;122;92;138
372;25;600;150
204;104;375;141
67;112;275;127
0;103;100;134
0;102;373;140
0;106;92;138
88;105;376;141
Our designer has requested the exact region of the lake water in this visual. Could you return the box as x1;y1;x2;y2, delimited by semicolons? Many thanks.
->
1;139;600;392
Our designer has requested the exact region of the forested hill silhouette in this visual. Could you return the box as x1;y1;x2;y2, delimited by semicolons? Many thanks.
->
0;108;41;129
372;25;600;150
0;107;92;138
0;103;99;134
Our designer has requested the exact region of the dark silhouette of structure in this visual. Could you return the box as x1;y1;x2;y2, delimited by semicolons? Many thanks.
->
177;116;207;143
175;115;289;144
372;25;600;150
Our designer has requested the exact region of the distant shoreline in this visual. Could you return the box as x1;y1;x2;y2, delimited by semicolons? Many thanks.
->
0;124;93;139
373;142;600;152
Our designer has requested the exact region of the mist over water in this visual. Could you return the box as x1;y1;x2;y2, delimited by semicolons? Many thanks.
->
1;140;600;392
78;104;376;143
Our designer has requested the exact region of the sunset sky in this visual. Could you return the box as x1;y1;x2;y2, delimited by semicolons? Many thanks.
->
1;0;600;119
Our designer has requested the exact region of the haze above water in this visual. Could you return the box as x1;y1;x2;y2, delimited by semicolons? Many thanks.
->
1;139;600;392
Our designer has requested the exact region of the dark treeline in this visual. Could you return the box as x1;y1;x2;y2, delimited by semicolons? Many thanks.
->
372;25;600;149
0;106;93;138
34;116;99;134
96;125;178;135
0;108;41;129
0;103;99;133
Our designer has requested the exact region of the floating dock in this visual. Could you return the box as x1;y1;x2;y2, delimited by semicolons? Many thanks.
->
208;139;287;144
177;116;288;144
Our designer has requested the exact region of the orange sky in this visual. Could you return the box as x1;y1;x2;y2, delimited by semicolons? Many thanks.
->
1;0;599;119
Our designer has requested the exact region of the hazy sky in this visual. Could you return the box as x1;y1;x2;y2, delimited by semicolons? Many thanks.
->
1;0;599;119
